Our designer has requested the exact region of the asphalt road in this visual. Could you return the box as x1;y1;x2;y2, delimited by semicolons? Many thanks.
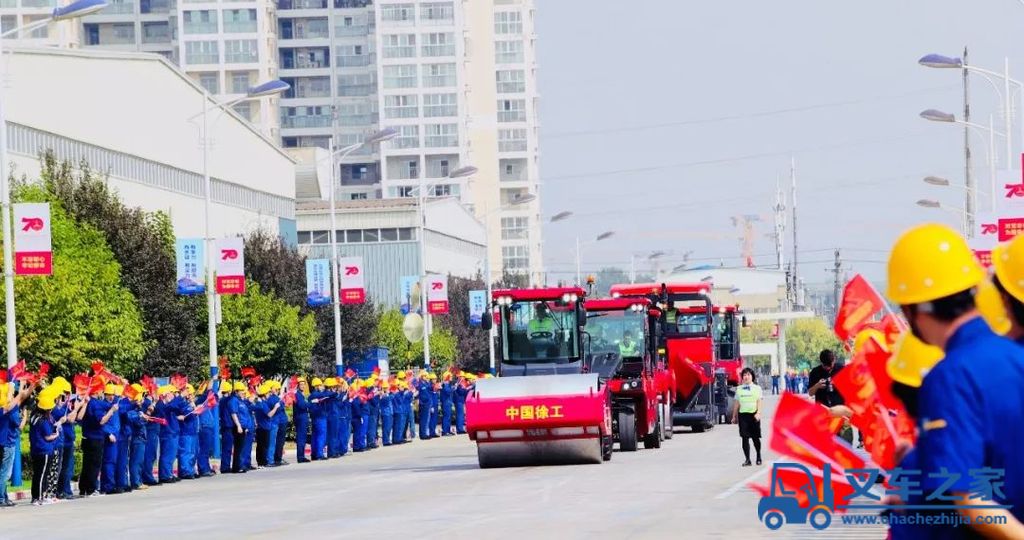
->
3;395;886;539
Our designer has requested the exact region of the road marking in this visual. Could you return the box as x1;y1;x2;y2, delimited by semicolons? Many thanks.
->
714;460;778;500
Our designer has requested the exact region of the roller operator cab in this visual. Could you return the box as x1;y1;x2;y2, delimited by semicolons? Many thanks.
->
609;282;743;432
467;287;614;468
584;297;668;451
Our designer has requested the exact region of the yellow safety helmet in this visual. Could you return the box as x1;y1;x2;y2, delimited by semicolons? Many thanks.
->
0;382;8;407
976;279;1012;335
256;383;270;396
52;376;72;394
397;370;406;380
37;385;59;411
852;328;888;354
219;382;233;394
158;385;176;397
233;381;247;392
311;377;324;387
887;332;945;388
184;384;195;395
886;223;984;305
428;372;437;381
105;383;123;396
324;377;338;388
993;235;1024;304
130;383;145;395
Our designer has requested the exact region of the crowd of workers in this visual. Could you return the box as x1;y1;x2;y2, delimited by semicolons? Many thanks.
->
0;368;480;506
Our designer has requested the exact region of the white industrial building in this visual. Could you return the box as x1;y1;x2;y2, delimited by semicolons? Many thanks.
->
4;47;297;241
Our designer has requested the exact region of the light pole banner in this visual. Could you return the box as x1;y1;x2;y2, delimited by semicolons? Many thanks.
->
13;203;52;276
305;259;331;307
400;275;419;314
215;237;245;295
426;274;449;315
175;238;206;295
468;290;487;326
338;256;366;304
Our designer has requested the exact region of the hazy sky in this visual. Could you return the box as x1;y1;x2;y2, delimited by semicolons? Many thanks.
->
536;0;1024;288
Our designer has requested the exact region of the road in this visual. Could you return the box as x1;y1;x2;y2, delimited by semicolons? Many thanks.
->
4;395;885;539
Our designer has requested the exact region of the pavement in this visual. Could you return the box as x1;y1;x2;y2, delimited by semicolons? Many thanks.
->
1;395;887;539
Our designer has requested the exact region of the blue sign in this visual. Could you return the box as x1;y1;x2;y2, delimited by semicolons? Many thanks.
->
399;275;419;315
175;239;205;295
305;259;331;307
469;290;487;326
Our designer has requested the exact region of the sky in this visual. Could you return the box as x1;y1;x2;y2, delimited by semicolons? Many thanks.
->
535;0;1024;289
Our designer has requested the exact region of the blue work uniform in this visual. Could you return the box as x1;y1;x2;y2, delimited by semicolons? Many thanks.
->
351;394;366;451
337;393;351;456
157;396;185;482
380;391;394;446
326;391;340;458
178;398;198;478
197;392;217;476
405;388;415;441
454;384;470;434
141;398;160;485
429;386;440;438
115;397;133;490
127;403;147;489
240;400;256;470
394;389;408;443
80;398;111;494
915;317;1024;539
440;381;454;435
309;391;328;460
417;381;432;440
53;401;78;498
100;399;121;493
365;390;379;449
273;394;287;465
293;390;310;462
265;394;281;465
218;394;235;472
29;412;56;501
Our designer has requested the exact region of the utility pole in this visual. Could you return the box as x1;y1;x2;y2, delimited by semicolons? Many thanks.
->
831;249;842;323
963;46;975;237
773;177;788;388
790;157;799;309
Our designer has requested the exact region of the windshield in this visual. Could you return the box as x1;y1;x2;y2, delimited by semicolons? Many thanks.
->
587;311;644;357
663;297;712;337
713;313;734;343
501;299;580;363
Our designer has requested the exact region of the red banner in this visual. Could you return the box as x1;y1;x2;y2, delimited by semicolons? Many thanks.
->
13;203;52;276
833;274;884;342
998;217;1024;241
339;256;366;305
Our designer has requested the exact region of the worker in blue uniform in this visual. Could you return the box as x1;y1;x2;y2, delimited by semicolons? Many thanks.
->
337;380;351;456
429;374;440;438
100;384;122;494
886;224;1024;538
390;382;404;444
126;385;147;491
52;379;83;499
351;382;366;452
365;384;379;449
217;382;235;473
140;390;159;486
324;378;340;458
263;383;283;467
989;235;1024;344
156;385;184;483
227;381;247;473
308;378;328;460
405;380;416;442
115;390;134;491
272;382;288;466
380;384;394;446
240;389;257;471
454;375;471;434
78;386;114;497
178;384;199;479
293;378;311;463
196;384;217;477
440;374;454;436
417;374;432;440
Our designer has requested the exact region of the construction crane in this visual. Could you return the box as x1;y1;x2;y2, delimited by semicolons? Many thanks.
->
731;214;762;268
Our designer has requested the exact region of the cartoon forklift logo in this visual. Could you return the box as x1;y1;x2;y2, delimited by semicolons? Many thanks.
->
758;463;834;530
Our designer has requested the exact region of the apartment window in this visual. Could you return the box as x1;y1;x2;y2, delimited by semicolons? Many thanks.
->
389;186;415;198
338;73;375;96
495;40;523;64
496;70;525;93
350;193;368;200
280;106;331;128
422;63;456;87
198;72;219;94
381;3;414;22
232;102;252;121
497;99;526;122
382;65;417;89
498;128;528;152
140;0;169;14
185;41;219;64
502;245;529;270
346;230;363;243
422;93;457;117
294;18;328;39
0;16;14;35
142;21;170;43
334;45;364;67
382;33;416;58
420;2;453;24
406;160;419;179
431;184;458;197
422;32;455;57
223;9;257;33
494;11;523;35
183;10;218;35
230;72;251;94
398;228;415;241
501;217;529;240
224;40;258;63
383;95;418;119
391;125;419;149
424;124;458;147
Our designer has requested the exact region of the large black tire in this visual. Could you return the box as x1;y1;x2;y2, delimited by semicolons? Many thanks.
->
643;416;661;449
618;410;638;451
602;435;613;461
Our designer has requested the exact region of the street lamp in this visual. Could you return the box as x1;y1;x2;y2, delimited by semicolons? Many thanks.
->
478;193;536;374
416;163;479;369
917;199;971;235
322;128;397;375
193;79;289;377
550;210;573;223
923;176;951;187
920;109;1005;222
0;0;110;370
575;231;614;286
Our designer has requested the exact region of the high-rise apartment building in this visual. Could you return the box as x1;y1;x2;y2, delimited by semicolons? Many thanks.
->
0;0;542;283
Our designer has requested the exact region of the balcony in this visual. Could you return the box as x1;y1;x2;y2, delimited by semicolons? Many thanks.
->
425;135;457;148
338;113;378;126
223;20;257;33
278;0;327;9
336;53;374;68
225;51;258;63
140;0;170;13
20;0;51;7
100;0;134;13
281;115;332;129
421;44;455;57
499;140;527;152
338;83;376;97
186;53;219;64
184;22;218;34
382;46;415;59
334;24;368;37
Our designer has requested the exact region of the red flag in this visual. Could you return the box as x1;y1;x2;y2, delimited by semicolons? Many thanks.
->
73;374;90;396
832;352;910;470
834;274;885;342
123;384;139;401
148;416;168;426
205;391;217;408
218;356;230;378
772;465;857;512
37;362;50;380
286;376;298;393
372;366;381;375
170;374;187;391
141;375;158;398
88;375;105;395
90;360;104;374
241;367;256;379
0;370;6;383
8;360;26;381
344;368;356;379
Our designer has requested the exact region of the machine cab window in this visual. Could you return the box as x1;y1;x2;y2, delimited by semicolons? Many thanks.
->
501;298;580;363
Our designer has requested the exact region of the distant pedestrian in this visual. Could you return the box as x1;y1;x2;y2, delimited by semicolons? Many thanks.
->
730;368;763;467
770;372;780;395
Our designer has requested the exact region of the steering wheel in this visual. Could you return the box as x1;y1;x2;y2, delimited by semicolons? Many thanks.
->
530;331;554;340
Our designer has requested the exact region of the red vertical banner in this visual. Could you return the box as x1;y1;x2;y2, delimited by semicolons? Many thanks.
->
13;203;52;275
974;250;993;267
338;256;366;304
426;274;449;314
215;237;245;294
998;217;1024;241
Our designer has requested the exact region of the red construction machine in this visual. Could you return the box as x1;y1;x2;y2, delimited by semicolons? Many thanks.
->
609;282;745;432
466;287;614;468
584;296;668;451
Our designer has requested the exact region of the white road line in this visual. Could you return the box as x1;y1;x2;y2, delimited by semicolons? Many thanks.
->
714;460;779;500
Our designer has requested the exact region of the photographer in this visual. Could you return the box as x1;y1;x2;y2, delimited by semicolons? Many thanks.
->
807;349;853;444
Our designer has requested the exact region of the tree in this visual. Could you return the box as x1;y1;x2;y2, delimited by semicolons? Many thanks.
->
373;308;456;371
213;281;317;376
41;151;204;377
786;317;842;372
739;320;775;344
433;275;489;372
2;182;147;377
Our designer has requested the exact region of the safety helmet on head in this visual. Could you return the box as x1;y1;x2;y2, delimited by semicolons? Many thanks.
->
325;377;338;388
311;377;324;387
233;381;247;392
886;223;984;305
887;332;945;388
104;383;120;395
993;235;1024;304
975;279;1012;335
52;377;72;394
37;386;58;411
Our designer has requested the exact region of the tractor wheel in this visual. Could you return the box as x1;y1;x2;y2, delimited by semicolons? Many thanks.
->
662;400;674;440
618;410;638;451
602;435;613;461
643;415;661;449
691;424;705;433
